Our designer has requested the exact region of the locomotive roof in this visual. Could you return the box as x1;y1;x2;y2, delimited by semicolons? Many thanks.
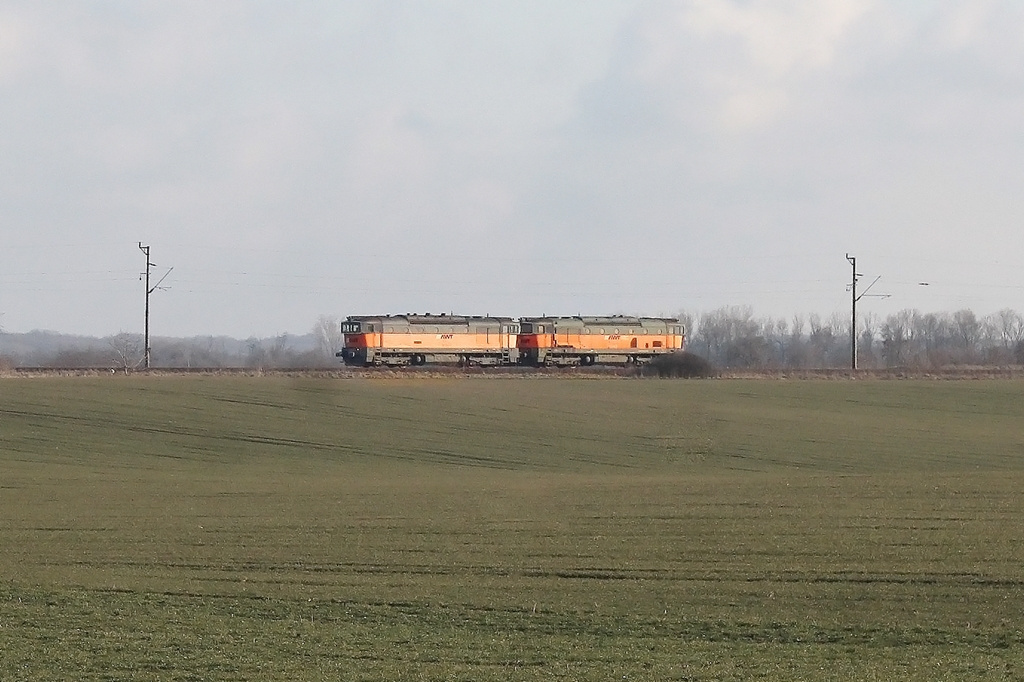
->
344;314;681;327
520;316;680;326
346;314;515;324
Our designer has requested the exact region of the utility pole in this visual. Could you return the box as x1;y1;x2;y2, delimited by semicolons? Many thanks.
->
847;254;858;370
846;253;888;370
139;243;172;369
140;243;152;368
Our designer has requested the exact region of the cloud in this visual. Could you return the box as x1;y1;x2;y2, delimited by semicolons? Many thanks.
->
0;7;35;84
2;2;1024;336
596;0;874;133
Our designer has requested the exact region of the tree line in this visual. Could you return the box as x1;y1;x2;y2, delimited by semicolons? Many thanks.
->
0;316;347;371
3;310;1023;371
681;306;1024;370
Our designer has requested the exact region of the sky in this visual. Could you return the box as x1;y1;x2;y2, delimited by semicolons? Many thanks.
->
2;1;1023;338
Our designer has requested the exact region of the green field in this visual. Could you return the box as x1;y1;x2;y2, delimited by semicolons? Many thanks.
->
2;376;1024;680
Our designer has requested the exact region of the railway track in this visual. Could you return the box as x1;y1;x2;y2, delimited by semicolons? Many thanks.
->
6;365;1024;379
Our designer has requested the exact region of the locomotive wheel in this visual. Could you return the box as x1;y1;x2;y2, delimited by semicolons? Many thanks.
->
580;354;595;366
411;354;426;366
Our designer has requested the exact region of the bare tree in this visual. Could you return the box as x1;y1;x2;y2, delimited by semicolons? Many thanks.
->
313;315;345;360
993;309;1024;351
858;312;879;369
0;315;11;371
881;310;913;367
725;335;771;368
693;308;727;361
761;317;787;368
807;313;842;368
915;312;944;352
952;309;981;356
676;311;695;347
246;334;290;369
108;332;144;374
694;306;763;367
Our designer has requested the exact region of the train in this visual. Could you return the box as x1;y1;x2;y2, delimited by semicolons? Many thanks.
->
336;314;685;367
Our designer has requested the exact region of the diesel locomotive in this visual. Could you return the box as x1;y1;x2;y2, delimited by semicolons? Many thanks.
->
518;316;685;366
337;314;684;367
337;314;520;366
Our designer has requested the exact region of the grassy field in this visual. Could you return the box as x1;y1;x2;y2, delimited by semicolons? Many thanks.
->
2;376;1024;680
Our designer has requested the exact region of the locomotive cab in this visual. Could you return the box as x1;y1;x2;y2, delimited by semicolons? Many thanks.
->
337;319;375;365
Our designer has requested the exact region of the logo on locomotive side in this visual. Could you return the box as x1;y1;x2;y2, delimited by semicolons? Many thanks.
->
438;334;454;339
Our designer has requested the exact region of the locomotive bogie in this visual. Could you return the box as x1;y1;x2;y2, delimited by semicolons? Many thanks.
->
524;350;658;367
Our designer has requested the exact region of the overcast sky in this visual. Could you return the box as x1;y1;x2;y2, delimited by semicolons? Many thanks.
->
2;1;1022;338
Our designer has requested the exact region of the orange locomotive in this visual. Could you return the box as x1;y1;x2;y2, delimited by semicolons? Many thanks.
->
337;314;520;367
337;314;684;367
517;316;684;366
